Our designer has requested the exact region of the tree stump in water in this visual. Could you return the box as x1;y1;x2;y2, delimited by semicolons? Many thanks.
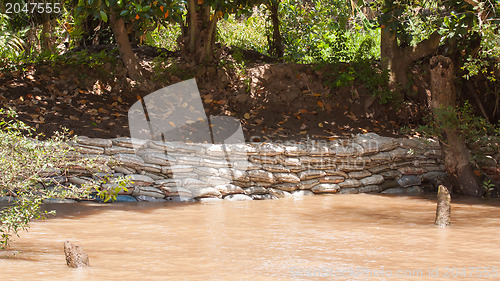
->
64;241;90;268
435;185;451;227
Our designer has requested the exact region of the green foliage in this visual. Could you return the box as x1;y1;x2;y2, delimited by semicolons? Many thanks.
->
412;101;500;143
198;0;264;19
439;5;473;43
460;21;500;81
482;179;495;199
438;1;496;81
0;13;26;59
72;0;183;41
0;108;124;248
53;49;119;79
1;0;68;57
317;59;393;103
1;47;119;78
180;0;267;64
278;0;379;63
94;175;130;202
146;22;181;51
374;0;499;81
75;0;180;23
0;195;48;250
217;12;268;54
375;0;441;47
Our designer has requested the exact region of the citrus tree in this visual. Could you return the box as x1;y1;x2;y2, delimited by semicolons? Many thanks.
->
73;0;182;80
178;0;265;64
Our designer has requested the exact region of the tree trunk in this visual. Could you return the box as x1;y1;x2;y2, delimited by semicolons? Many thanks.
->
180;1;218;65
187;0;198;54
40;12;53;53
381;26;441;91
25;22;37;55
268;0;283;58
381;27;408;88
430;55;482;196
109;12;143;81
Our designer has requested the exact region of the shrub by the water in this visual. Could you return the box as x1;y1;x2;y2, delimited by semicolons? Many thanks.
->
0;108;115;248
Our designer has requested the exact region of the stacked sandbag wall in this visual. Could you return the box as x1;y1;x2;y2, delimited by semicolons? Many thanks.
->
68;133;452;202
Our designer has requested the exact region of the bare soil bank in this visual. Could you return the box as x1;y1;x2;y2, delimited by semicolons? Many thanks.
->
1;45;429;141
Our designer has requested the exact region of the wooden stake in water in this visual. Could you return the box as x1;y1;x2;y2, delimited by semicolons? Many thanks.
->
64;241;90;268
435;185;451;227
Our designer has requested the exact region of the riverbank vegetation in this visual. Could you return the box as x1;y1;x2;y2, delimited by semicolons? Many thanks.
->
0;108;129;248
1;0;499;247
0;108;90;248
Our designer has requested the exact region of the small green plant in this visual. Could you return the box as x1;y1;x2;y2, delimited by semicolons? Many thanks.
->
482;179;495;199
94;175;130;203
232;48;245;65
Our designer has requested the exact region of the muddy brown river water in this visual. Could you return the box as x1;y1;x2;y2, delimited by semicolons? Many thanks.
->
1;194;499;281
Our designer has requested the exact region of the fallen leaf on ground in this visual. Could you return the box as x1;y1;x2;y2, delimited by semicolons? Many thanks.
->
98;108;109;114
347;113;358;121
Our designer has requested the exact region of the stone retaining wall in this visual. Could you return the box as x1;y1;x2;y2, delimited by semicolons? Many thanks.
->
68;133;460;202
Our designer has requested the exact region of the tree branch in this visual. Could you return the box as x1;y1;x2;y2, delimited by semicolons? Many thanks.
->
203;11;218;62
463;0;478;7
408;31;441;62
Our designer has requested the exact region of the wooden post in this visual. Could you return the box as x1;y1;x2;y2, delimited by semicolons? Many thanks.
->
64;241;90;268
435;185;451;227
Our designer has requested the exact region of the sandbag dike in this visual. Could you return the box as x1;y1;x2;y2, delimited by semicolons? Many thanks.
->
61;133;500;202
62;133;459;202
